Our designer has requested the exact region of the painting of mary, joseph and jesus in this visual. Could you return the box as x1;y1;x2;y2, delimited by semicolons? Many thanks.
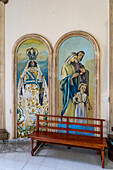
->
60;51;92;122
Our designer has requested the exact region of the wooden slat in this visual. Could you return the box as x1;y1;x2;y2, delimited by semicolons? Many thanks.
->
39;120;101;128
67;117;69;134
69;122;101;127
39;125;66;131
36;114;105;121
100;120;103;140
39;125;100;134
39;120;67;124
69;128;101;134
36;115;39;132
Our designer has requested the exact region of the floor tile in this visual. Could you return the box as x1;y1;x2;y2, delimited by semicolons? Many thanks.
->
28;155;46;165
39;165;56;170
22;162;41;170
0;153;6;158
0;158;25;170
4;152;31;163
35;148;49;156
41;157;59;168
56;159;75;170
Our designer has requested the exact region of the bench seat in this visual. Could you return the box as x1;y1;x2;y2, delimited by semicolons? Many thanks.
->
30;131;107;149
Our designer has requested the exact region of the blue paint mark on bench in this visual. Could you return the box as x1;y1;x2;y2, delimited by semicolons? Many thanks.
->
58;123;94;136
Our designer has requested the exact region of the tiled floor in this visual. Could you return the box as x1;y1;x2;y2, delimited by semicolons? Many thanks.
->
0;140;113;170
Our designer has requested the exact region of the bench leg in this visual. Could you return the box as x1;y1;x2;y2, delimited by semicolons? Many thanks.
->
31;140;42;156
101;149;105;168
36;141;41;149
97;150;101;155
31;138;34;156
68;146;70;149
36;141;39;147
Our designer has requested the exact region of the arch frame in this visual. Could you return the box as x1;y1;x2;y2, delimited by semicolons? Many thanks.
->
53;30;100;119
12;33;53;138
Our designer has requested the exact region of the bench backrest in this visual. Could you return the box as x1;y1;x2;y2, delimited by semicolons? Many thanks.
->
35;114;105;140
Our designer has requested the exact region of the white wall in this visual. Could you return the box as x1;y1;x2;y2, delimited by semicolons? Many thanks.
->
5;0;109;138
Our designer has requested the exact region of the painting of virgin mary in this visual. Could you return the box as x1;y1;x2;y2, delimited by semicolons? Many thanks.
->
17;39;49;138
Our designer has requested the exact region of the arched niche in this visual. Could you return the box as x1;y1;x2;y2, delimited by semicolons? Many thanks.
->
53;31;100;120
12;34;53;138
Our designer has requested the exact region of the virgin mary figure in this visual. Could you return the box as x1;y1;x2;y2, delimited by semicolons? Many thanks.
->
60;52;79;117
17;47;48;138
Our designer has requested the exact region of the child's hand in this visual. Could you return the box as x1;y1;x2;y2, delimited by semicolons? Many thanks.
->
74;94;78;98
73;94;78;102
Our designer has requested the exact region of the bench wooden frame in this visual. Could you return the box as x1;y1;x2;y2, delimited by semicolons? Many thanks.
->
29;114;107;168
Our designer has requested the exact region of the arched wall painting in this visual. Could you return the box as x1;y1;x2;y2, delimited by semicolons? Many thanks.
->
14;35;52;138
53;31;100;125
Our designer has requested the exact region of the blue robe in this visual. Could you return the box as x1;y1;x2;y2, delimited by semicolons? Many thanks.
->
60;75;79;117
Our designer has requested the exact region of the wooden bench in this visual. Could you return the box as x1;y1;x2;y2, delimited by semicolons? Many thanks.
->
29;114;107;168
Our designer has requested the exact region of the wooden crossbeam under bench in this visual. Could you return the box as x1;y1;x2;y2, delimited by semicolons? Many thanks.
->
29;114;108;168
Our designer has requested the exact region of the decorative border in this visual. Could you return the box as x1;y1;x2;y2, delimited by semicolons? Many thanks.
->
12;34;53;138
53;30;100;119
109;0;113;134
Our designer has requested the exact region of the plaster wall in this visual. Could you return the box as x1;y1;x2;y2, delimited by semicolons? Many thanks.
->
5;0;109;138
